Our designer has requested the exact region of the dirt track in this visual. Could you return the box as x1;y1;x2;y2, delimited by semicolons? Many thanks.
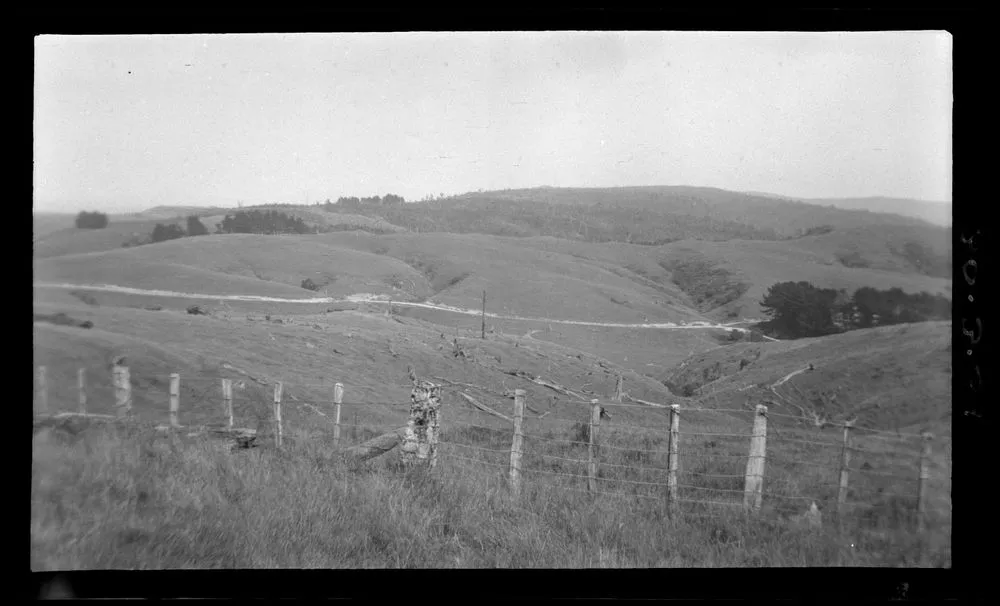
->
34;281;778;339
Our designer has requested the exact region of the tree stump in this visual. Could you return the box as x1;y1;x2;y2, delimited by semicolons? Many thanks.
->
400;370;441;468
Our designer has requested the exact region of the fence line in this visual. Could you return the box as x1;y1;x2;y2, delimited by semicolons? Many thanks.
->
33;364;943;532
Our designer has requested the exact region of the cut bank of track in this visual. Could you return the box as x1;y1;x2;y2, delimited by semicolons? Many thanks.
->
33;281;778;339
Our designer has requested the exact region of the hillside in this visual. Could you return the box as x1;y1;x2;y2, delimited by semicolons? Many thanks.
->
668;321;951;431
447;186;939;233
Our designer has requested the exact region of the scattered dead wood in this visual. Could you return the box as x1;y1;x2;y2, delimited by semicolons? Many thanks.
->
621;393;668;408
459;392;512;422
433;376;492;392
501;388;544;414
501;369;588;401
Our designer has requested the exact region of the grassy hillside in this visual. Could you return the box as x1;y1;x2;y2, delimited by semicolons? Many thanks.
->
654;239;951;321
33;219;178;259
667;321;951;432
32;299;950;569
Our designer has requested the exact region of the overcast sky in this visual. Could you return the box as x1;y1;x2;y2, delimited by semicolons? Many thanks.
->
34;31;952;213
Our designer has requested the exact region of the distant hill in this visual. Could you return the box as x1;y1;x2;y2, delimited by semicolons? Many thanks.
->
743;191;951;227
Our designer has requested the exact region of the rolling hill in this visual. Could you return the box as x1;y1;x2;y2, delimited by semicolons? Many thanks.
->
668;321;951;432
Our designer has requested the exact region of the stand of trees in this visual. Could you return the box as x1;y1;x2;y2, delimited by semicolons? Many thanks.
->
757;281;950;339
216;210;310;234
321;194;406;211
75;211;109;229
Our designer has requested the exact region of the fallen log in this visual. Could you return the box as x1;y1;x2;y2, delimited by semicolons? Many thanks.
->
341;426;408;463
501;369;588;401
459;392;512;422
621;393;668;408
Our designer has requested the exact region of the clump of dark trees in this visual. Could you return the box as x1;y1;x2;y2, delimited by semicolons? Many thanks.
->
148;215;211;243
756;281;951;339
75;211;109;229
215;210;311;235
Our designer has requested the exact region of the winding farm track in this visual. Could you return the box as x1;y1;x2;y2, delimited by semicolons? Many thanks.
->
33;281;779;339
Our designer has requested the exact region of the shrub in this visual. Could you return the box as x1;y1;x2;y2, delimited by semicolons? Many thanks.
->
186;215;210;236
75;211;109;229
151;223;185;243
301;279;320;291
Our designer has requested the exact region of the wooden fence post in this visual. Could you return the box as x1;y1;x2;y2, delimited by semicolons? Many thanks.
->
36;366;48;415
481;290;487;340
113;363;132;418
273;382;283;449
169;373;180;428
333;382;344;448
917;432;933;534
615;374;623;402
77;368;87;414
588;399;602;492
837;421;853;527
743;404;768;513
509;389;526;497
666;404;680;514
222;379;233;429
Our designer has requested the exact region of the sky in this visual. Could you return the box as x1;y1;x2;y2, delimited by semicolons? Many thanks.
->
33;31;952;214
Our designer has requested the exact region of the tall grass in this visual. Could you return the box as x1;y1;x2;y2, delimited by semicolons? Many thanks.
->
32;416;950;569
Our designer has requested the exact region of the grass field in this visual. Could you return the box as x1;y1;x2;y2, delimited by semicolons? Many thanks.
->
32;200;952;570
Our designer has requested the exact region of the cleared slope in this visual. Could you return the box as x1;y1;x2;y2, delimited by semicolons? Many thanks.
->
33;235;432;299
666;321;951;431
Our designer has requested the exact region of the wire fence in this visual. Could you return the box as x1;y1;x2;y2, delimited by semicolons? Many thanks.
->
33;364;950;534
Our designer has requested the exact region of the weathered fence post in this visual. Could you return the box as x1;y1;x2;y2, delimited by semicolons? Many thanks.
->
666;404;680;514
36;366;48;415
837;420;853;527
400;374;442;468
273;382;283;449
222;378;233;429
615;374;623;402
112;362;132;418
743;404;768;513
509;389;526;497
77;368;87;414
333;382;344;448
481;290;487;340
917;432;933;534
169;373;181;428
588;399;602;492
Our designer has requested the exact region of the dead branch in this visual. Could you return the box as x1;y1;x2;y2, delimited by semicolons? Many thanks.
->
459;392;512;423
621;393;668;409
433;376;492;392
501;369;588;401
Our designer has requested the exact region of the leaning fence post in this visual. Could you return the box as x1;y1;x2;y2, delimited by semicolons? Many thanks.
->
666;404;680;514
222;379;233;429
169;373;181;428
112;363;132;418
588;399;602;492
917;432;933;534
36;366;48;415
77;368;87;414
615;374;624;402
743;404;768;513
837;420;853;526
333;383;344;448
509;389;526;497
273;382;283;449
